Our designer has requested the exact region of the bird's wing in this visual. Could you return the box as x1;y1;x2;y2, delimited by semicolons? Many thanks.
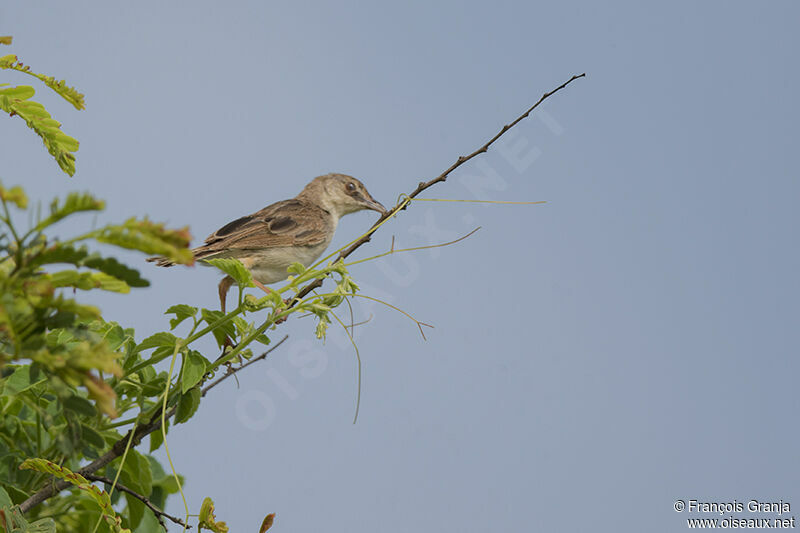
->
193;199;331;260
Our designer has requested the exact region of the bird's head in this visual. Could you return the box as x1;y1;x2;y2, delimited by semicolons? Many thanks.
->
301;173;386;218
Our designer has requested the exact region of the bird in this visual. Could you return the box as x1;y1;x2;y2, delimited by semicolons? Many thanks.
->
148;173;386;313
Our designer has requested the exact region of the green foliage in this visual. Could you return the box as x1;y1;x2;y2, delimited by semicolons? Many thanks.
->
0;55;85;110
0;182;192;416
0;184;197;530
1;116;366;532
0;79;79;176
198;497;228;533
34;192;105;232
175;387;201;424
32;245;149;288
94;218;194;265
165;304;197;330
0;45;325;531
0;46;84;176
179;351;207;394
19;459;130;532
205;257;252;287
0;505;56;533
0;184;28;209
47;270;131;293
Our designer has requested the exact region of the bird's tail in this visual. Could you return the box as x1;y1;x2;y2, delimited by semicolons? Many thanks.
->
146;256;177;267
147;246;219;267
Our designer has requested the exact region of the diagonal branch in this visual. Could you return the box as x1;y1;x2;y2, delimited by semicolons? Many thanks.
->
83;473;190;530
202;335;289;397
292;72;585;302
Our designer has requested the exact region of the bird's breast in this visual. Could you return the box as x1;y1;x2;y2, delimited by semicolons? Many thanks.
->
238;242;330;284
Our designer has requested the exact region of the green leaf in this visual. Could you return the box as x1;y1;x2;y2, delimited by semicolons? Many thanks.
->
0;507;56;533
64;395;97;417
315;314;330;339
125;493;145;531
205;257;253;287
180;351;207;393
1;366;45;395
303;300;333;340
35;192;105;231
0;83;80;176
175;387;201;424
0;181;28;208
0;53;85;109
47;297;101;320
3;485;29;506
286;262;306;275
0;85;34;99
135;332;177;354
134;452;153;496
32;245;149;288
83;255;149;288
30;243;89;266
92;321;133;352
147;455;183;494
165;304;197;330
232;317;271;347
0;485;12;507
96;218;193;265
198;497;229;533
243;291;283;312
200;309;236;348
149;420;166;452
138;371;168;399
19;458;128;531
120;450;152;497
47;270;130;293
29;518;58;533
80;423;106;449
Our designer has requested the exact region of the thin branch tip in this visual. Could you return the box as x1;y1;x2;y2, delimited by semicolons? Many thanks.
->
84;473;190;529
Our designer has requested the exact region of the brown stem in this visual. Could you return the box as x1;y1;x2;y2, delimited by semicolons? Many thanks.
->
83;473;190;530
202;335;289;397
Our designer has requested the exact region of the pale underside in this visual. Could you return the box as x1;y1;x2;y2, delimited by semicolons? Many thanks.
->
189;198;338;284
201;241;331;284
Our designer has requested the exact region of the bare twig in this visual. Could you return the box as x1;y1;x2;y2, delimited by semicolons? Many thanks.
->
202;335;289;397
292;72;585;303
350;293;434;340
83;473;190;530
344;226;481;267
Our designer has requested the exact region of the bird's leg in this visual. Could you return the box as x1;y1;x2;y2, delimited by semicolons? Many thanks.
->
252;279;271;295
217;275;237;352
218;275;235;314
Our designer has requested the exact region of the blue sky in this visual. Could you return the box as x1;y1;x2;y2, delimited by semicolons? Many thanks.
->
3;1;799;531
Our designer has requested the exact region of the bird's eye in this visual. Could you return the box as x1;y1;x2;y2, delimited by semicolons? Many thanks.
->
346;182;356;192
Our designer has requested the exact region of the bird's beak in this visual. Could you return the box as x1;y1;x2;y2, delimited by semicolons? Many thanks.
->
361;195;387;215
